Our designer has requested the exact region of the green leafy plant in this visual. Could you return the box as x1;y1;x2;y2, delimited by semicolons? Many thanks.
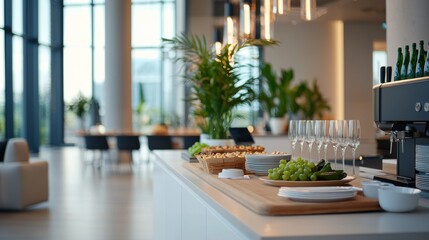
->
163;34;276;139
67;92;90;119
259;63;330;120
299;80;331;119
259;63;295;118
135;82;145;115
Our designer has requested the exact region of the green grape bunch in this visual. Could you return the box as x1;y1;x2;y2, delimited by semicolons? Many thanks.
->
188;142;209;156
267;158;347;181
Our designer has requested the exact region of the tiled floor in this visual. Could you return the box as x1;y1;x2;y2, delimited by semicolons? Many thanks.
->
0;146;154;240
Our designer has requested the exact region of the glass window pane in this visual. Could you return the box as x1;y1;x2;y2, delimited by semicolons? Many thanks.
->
13;37;23;137
0;0;4;28
64;6;91;46
132;4;161;47
163;52;175;121
94;47;105;109
64;0;91;5
93;0;105;4
94;5;105;47
163;3;175;39
64;47;92;102
132;49;161;123
39;0;51;45
0;30;4;140
12;0;23;34
39;46;51;145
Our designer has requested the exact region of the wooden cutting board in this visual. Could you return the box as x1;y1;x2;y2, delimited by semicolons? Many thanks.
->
184;162;381;216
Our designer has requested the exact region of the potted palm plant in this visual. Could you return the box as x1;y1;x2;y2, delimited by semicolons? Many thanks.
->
299;80;331;119
259;63;307;134
164;34;275;145
67;92;90;130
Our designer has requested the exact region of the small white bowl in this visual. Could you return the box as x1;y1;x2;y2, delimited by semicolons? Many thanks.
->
378;186;421;212
218;169;244;179
362;181;393;199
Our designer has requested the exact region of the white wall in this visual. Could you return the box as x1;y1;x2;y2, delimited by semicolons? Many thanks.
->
188;0;214;39
265;21;344;120
265;21;385;147
386;0;429;68
344;23;386;143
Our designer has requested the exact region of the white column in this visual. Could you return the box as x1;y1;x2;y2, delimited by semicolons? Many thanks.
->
105;0;132;132
386;0;429;67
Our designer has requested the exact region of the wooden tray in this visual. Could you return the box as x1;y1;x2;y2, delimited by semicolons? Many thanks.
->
183;162;381;216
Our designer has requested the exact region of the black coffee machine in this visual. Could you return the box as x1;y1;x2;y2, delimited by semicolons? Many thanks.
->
373;68;429;188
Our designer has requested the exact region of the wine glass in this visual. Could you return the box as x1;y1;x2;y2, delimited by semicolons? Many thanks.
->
314;120;324;161
305;120;315;161
348;120;361;176
288;120;297;159
297;120;306;158
321;120;330;161
337;120;349;171
329;120;339;169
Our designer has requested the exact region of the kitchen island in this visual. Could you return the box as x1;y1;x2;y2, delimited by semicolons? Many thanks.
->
153;150;429;240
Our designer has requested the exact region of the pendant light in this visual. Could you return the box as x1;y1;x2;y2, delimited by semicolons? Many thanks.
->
260;0;274;40
240;0;274;41
272;0;291;15
301;0;316;21
240;0;256;40
223;1;239;45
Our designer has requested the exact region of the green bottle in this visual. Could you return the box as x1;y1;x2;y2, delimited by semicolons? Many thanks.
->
424;40;429;76
416;40;426;77
401;45;410;80
394;47;403;81
407;43;417;79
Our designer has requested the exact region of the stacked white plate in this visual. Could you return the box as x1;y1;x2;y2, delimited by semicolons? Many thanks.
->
245;153;291;175
278;186;357;202
416;145;429;172
416;173;429;191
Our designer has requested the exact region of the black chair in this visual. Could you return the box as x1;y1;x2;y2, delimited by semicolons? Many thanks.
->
116;135;141;166
146;135;174;161
229;127;255;146
0;140;8;162
182;136;200;149
84;135;110;167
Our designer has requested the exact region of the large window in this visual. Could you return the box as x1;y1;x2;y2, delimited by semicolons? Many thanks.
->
0;0;54;151
0;29;4;139
63;0;177;137
131;0;177;129
39;0;52;145
12;36;23;137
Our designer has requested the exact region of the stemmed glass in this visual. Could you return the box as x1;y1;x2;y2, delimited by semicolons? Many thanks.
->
329;120;339;169
288;120;297;159
337;120;349;171
305;120;315;161
321;120;330;161
348;120;361;176
314;120;324;161
297;120;306;158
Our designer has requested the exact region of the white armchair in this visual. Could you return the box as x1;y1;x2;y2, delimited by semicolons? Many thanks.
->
0;138;49;210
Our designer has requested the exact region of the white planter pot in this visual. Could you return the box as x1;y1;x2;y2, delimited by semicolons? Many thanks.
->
204;138;235;147
269;118;287;135
200;134;210;144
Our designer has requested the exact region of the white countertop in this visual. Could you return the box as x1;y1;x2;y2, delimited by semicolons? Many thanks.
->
153;150;429;240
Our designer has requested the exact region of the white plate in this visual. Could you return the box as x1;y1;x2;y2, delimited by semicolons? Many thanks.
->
260;176;356;187
279;194;356;202
277;186;357;202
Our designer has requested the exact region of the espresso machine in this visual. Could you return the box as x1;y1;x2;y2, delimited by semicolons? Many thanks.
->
373;67;429;189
